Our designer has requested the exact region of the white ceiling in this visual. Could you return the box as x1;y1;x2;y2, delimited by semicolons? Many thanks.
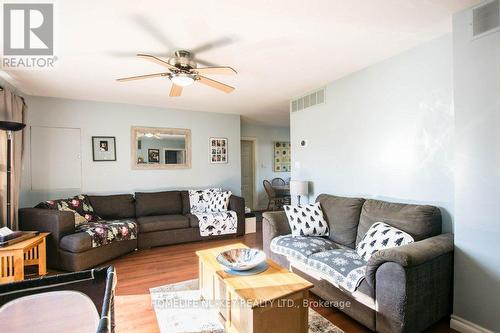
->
3;0;478;126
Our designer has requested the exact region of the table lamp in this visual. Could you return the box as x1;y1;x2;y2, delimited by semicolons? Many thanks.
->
289;180;309;205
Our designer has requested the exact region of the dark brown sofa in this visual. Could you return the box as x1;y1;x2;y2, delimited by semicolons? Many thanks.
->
19;191;245;271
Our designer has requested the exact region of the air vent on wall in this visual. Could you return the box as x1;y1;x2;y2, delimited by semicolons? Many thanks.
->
472;0;500;39
290;88;325;113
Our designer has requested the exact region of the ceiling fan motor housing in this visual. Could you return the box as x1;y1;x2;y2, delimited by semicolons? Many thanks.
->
169;50;197;70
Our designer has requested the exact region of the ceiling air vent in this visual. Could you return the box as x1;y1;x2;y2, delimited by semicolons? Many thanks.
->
290;88;325;113
472;0;500;39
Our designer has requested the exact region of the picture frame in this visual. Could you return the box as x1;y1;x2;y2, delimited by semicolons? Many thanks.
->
148;148;160;163
273;141;291;172
92;136;116;161
209;137;228;164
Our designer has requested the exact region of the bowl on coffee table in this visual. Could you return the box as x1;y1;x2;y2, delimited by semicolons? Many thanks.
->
216;248;266;271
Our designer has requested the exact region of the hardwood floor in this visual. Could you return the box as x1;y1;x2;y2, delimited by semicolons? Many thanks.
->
109;222;455;333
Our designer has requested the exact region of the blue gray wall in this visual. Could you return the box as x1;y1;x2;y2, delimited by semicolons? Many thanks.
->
20;96;241;207
452;5;500;332
291;35;455;232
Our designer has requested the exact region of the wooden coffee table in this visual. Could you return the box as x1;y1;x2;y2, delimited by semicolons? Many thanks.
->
0;232;49;283
197;243;313;333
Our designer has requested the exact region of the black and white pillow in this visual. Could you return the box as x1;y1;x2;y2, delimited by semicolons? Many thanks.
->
189;188;222;213
356;222;414;262
208;190;232;212
284;202;329;237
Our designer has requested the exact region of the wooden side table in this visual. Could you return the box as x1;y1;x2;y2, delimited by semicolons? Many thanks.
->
0;232;49;283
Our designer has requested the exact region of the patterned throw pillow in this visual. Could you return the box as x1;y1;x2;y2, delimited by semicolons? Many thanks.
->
59;206;88;227
356;222;414;262
284;202;329;237
189;188;223;213
208;191;232;212
37;194;101;223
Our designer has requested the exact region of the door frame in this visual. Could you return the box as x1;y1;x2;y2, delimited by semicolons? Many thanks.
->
241;136;258;210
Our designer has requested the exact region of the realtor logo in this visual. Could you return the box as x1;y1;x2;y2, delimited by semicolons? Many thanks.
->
3;3;53;55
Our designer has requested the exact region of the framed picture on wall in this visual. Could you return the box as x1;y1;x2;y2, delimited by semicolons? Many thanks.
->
209;137;228;164
273;141;291;172
148;149;160;163
92;136;116;161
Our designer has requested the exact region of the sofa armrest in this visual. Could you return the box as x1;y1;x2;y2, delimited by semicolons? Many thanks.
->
262;211;291;257
228;195;245;236
19;208;75;269
365;233;454;287
366;233;454;332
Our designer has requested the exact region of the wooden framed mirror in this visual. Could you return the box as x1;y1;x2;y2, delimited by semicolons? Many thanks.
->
131;126;192;169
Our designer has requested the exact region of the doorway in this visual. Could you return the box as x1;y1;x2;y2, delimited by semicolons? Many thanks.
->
240;138;256;210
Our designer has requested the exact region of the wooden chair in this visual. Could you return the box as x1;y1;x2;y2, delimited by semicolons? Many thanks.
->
271;178;286;186
263;180;286;210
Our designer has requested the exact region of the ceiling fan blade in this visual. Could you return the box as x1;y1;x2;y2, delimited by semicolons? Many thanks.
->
193;66;237;75
197;76;235;93
132;15;175;51
190;37;234;54
137;54;178;71
116;72;167;82
169;84;183;97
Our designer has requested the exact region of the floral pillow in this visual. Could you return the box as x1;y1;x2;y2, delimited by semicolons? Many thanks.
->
59;206;88;227
36;194;101;223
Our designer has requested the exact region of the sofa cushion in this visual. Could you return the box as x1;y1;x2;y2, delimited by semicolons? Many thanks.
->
88;194;135;220
306;249;366;292
284;202;329;237
357;199;442;246
75;219;137;249
136;214;190;233
60;232;92;253
270;235;339;264
356;222;414;261
316;194;365;248
135;191;183;217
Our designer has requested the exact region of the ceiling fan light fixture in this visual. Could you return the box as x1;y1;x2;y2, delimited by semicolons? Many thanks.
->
170;73;196;87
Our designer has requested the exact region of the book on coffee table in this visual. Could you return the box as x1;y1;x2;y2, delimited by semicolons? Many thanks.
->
0;228;39;247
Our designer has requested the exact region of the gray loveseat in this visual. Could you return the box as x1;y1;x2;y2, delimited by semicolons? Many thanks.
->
262;194;454;333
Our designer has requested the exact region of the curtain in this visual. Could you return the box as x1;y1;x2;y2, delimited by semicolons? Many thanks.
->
0;88;26;230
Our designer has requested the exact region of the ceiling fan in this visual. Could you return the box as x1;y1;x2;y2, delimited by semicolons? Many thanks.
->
116;50;237;97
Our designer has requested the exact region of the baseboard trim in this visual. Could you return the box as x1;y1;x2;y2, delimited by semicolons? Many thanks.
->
450;315;494;333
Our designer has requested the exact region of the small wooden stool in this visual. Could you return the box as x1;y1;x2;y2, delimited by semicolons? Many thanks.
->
0;232;49;283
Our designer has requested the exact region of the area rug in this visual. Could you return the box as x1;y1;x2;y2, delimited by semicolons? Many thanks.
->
150;279;343;333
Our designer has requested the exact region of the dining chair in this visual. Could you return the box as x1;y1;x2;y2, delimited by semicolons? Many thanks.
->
271;178;286;186
263;180;285;210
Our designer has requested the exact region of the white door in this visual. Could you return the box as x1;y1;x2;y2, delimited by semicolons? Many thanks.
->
240;140;255;210
30;126;82;190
